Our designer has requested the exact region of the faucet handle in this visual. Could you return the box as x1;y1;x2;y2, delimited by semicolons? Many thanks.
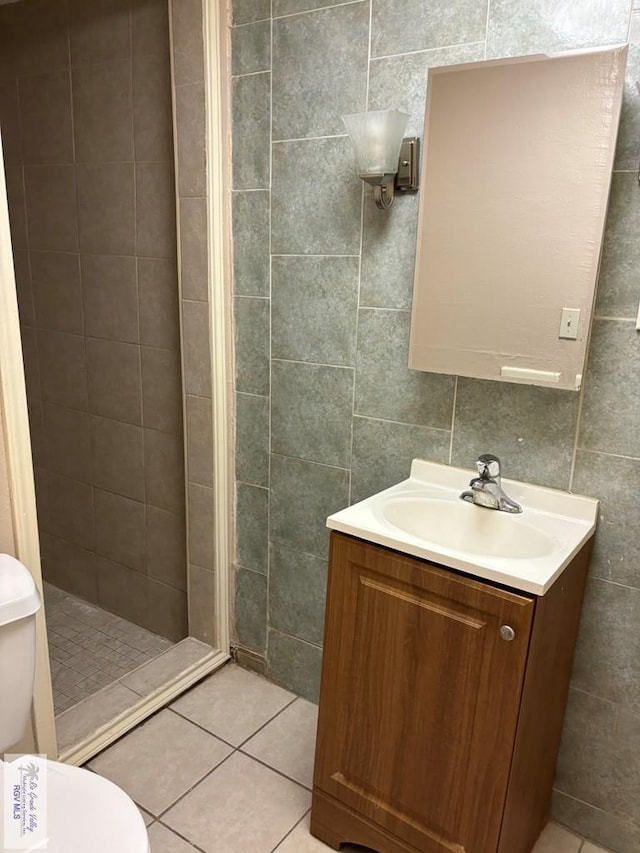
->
476;453;501;479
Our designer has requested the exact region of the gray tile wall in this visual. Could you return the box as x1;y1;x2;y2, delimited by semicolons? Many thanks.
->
0;0;188;642
230;1;640;849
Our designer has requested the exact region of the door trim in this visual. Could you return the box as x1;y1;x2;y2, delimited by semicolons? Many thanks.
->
0;136;57;756
203;0;232;655
59;646;229;766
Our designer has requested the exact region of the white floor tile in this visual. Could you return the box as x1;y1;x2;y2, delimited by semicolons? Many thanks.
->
78;661;608;853
88;709;232;815
533;822;583;853
163;751;310;853
171;663;295;746
243;697;318;788
274;814;362;852
147;822;200;852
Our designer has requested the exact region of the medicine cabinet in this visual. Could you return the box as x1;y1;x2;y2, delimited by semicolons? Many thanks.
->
409;45;627;391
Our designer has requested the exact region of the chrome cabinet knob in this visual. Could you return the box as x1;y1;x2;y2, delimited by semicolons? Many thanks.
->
500;625;516;642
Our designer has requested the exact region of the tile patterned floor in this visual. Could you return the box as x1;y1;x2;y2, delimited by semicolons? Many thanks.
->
88;663;613;853
44;583;173;714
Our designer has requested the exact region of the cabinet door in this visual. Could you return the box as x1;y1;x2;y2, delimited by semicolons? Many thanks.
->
314;534;535;853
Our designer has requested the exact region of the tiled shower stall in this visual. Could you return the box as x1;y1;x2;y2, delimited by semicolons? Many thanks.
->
0;0;186;639
0;0;216;713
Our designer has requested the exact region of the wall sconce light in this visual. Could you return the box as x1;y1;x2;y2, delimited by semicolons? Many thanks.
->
342;109;419;209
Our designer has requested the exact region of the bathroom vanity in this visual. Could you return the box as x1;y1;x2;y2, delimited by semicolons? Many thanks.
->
310;461;599;853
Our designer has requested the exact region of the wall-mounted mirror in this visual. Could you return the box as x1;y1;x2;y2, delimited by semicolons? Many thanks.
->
409;45;627;391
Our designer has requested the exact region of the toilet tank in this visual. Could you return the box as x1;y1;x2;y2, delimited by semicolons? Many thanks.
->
0;555;41;754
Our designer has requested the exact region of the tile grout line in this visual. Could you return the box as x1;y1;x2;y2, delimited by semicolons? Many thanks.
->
25;331;181;356
484;0;491;60
582;574;640;592
269;450;351;473
236;389;270;400
236;695;300;749
234;293;270;300
35;398;184;436
271;355;354;370
272;0;364;22
272;132;348;144
232;68;272;80
151;696;304;822
592;314;637;322
234;693;299;749
114;738;238;823
27;247;182;259
264;0;275;679
230;186;270;193
167;686;297;750
128;0;149;601
270;252;361;258
345;0;374;506
153;818;209;853
233;560;268;576
265;625;323;651
371;38;487;62
232;16;271;28
448;376;458;465
239;537;324;565
235;747;313;792
574;446;640;463
148;759;311;843
567;375;586;492
269;808;312;853
358;304;411;313
20;158;175;167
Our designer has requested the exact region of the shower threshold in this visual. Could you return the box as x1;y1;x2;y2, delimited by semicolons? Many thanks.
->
44;586;228;765
56;635;226;765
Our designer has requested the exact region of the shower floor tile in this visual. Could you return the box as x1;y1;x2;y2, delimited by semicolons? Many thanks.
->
44;583;173;714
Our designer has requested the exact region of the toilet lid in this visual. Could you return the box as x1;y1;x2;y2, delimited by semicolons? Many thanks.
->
28;760;149;853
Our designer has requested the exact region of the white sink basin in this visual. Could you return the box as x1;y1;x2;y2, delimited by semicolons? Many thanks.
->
327;460;598;595
381;495;552;559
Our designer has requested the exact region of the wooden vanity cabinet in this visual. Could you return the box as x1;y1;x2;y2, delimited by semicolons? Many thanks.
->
311;532;592;853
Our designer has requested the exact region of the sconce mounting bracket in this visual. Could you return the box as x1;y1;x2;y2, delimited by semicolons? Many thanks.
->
396;137;419;194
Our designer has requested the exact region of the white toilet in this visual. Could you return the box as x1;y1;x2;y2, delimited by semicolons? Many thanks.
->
0;554;150;852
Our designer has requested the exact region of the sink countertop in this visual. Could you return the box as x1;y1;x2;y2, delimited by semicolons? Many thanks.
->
326;459;599;595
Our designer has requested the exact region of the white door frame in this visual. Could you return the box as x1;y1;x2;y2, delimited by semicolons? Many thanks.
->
0;137;57;757
0;0;232;755
203;0;233;657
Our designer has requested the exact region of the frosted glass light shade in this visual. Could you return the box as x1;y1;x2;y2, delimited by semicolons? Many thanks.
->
342;110;410;178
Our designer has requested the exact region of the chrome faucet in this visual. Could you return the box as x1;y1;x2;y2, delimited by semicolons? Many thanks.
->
460;454;522;513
